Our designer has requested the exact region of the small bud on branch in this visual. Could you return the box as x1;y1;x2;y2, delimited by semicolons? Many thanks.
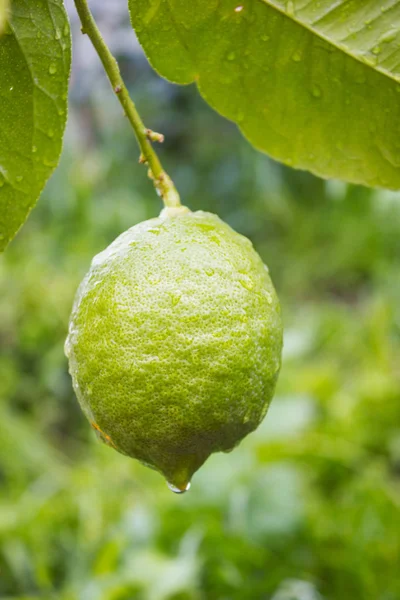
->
145;129;165;144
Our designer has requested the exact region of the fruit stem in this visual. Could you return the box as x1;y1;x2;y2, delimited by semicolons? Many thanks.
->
72;0;181;209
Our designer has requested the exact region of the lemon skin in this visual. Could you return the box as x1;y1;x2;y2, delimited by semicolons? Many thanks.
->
65;208;283;491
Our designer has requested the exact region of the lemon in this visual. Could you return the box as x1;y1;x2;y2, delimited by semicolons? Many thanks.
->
65;207;283;492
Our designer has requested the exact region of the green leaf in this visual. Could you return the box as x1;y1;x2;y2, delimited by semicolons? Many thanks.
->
0;0;9;34
129;0;400;190
0;0;71;250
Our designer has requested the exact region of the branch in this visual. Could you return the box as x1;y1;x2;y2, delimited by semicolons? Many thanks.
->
72;0;181;209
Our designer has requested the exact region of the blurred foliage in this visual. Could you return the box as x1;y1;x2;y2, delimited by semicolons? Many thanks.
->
1;34;400;600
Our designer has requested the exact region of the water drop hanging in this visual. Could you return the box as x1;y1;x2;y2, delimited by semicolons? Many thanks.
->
167;481;191;494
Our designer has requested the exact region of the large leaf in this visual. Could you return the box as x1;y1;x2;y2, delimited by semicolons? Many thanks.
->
0;0;9;34
0;0;71;250
129;0;400;190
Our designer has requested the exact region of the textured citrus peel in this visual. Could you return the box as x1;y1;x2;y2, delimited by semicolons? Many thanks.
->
66;209;283;491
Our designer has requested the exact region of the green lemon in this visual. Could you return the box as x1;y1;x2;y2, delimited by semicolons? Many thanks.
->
65;207;283;492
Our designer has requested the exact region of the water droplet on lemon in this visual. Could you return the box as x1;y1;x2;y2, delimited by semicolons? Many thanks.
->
167;481;191;494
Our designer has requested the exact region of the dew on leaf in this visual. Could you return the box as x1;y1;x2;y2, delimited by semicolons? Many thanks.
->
363;55;377;67
311;84;322;98
292;51;302;62
286;0;295;16
49;64;57;75
43;158;57;167
379;29;397;44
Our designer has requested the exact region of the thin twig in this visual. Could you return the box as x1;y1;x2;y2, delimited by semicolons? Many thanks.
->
73;0;181;209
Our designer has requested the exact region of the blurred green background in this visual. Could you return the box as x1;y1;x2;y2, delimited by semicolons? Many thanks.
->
1;8;400;599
